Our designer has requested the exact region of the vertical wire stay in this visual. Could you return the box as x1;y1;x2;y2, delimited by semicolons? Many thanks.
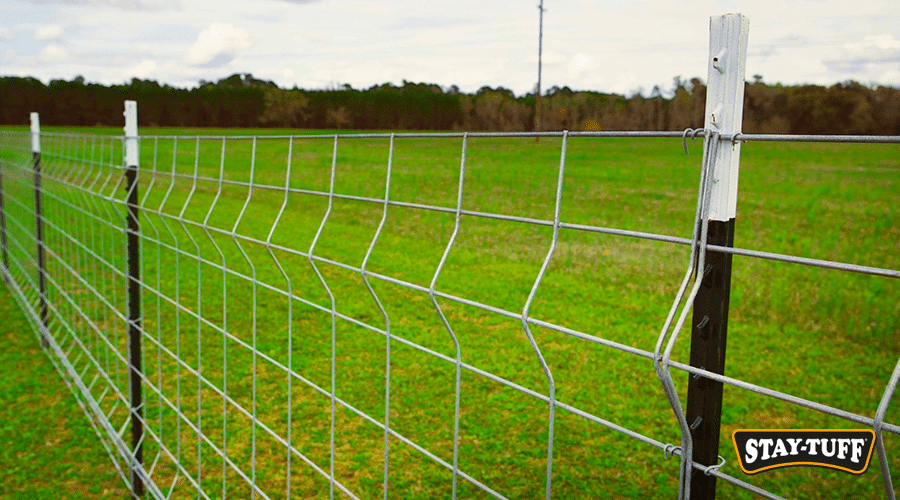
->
307;135;340;500
92;137;109;398
44;134;59;350
77;136;94;360
57;137;73;369
156;136;183;472
61;134;74;356
99;137;124;394
520;131;568;500
174;137;204;494
264;136;294;498
654;131;720;500
428;132;467;498
78;134;93;365
92;137;110;385
71;134;87;362
43;133;57;350
59;140;72;357
874;358;900;500
199;137;229;499
359;134;395;500
138;136;166;479
229;138;260;499
53;134;64;349
85;137;105;376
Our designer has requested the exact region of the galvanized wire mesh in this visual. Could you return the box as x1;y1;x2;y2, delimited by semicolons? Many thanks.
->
0;128;898;499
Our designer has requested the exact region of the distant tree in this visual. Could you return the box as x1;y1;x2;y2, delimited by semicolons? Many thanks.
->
469;87;530;131
261;88;311;127
325;106;352;129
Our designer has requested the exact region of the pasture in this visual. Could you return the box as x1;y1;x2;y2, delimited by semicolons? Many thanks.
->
0;126;898;499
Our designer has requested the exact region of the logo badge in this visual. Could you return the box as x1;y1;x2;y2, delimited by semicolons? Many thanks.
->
732;429;876;475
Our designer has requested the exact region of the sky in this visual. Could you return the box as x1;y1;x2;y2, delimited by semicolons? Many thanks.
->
1;0;899;96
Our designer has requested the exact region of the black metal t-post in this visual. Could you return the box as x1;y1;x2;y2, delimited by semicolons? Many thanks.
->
124;101;144;499
686;219;735;499
32;113;49;348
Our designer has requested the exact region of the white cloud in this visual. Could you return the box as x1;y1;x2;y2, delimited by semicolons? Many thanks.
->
823;34;900;72
880;69;900;86
1;49;16;63
846;34;900;57
0;27;15;42
39;44;68;62
35;25;64;41
127;59;157;78
184;22;252;68
566;53;594;80
92;0;169;8
18;0;178;10
305;30;332;44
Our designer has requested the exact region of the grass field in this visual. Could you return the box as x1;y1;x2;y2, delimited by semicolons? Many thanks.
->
0;283;131;499
0;126;898;499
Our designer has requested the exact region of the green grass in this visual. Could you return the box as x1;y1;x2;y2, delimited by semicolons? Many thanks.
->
0;126;898;499
0;283;130;499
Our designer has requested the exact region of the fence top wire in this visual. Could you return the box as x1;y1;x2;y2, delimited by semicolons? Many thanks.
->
724;133;900;144
15;129;900;143
136;131;694;140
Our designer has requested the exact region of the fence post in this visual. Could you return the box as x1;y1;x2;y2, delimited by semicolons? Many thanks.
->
124;100;144;499
0;156;8;282
685;13;748;500
32;112;50;348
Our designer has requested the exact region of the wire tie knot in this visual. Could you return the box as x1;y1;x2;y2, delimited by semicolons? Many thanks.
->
681;128;705;155
704;455;726;476
663;444;681;460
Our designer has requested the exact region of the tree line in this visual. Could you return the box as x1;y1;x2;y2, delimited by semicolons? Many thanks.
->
1;73;898;135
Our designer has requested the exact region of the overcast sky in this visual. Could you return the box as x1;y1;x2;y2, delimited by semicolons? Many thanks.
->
2;0;899;96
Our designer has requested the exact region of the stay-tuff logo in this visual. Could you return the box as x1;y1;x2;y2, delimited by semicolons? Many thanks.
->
732;429;876;475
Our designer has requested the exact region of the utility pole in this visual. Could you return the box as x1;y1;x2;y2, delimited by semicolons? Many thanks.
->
535;0;544;142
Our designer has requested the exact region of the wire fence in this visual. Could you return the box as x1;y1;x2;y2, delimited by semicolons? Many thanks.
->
1;14;899;500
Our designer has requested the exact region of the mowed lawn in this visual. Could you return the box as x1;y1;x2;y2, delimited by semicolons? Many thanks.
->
0;126;897;499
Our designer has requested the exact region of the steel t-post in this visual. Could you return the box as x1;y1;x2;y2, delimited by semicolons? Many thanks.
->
685;14;748;500
124;100;144;499
31;113;50;348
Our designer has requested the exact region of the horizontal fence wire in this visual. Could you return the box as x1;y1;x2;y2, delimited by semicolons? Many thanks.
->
0;128;897;500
